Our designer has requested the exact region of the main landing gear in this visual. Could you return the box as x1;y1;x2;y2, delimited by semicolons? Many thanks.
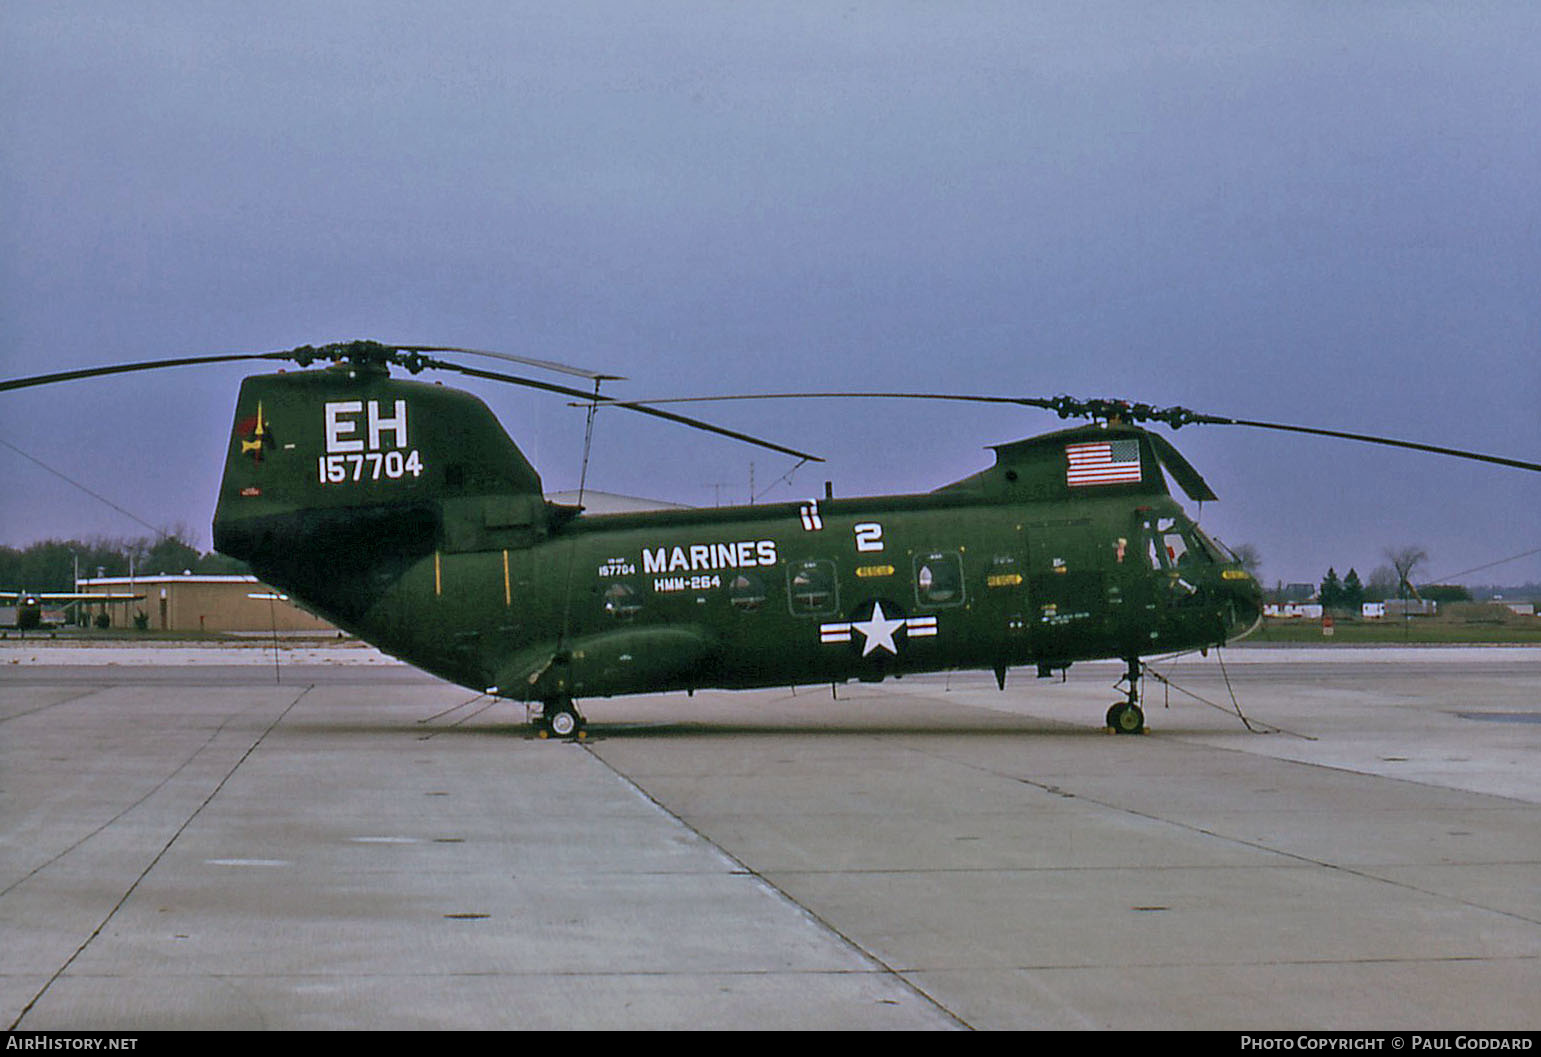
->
1106;657;1146;735
538;698;587;740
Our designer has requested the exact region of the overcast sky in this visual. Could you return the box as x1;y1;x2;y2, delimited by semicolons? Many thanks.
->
2;2;1537;588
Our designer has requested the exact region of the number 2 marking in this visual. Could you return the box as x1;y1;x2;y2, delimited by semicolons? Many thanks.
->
854;522;884;552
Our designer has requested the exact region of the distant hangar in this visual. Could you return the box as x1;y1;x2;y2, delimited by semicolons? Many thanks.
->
78;575;336;633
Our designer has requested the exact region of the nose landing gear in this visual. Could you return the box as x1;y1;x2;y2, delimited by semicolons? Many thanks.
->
538;698;587;740
1107;658;1146;734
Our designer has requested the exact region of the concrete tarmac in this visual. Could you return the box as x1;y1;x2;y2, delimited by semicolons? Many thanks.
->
2;643;1537;1030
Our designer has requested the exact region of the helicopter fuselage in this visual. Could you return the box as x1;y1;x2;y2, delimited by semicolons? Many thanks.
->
353;490;1261;700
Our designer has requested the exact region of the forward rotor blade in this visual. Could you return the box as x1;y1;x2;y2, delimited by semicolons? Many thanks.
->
595;392;1541;473
428;360;824;463
1186;413;1541;473
0;351;297;393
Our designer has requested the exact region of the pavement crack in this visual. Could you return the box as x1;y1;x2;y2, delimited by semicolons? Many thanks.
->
583;742;974;1030
8;685;314;1031
0;686;109;725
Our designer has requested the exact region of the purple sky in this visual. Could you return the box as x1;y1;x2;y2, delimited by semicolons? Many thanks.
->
2;3;1537;588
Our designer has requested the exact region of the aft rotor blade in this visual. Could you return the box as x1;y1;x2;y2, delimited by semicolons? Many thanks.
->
0;343;819;462
0;351;297;393
1188;413;1541;473
429;360;824;463
394;345;626;382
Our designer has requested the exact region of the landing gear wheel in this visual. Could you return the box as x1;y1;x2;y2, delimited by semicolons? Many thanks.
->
1106;657;1146;734
542;702;586;740
1106;702;1145;734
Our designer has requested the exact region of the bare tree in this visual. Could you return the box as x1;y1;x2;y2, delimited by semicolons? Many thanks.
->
1384;546;1428;600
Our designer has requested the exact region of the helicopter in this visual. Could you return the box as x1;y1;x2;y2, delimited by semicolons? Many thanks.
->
5;340;1537;737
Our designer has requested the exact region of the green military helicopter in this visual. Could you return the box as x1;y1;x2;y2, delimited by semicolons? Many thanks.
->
6;341;1537;736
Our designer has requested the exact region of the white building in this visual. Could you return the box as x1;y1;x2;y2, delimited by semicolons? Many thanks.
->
1264;602;1324;619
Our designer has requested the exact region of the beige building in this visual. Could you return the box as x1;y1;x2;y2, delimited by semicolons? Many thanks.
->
77;575;338;633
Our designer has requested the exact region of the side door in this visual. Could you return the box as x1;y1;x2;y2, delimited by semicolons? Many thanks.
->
1024;518;1107;661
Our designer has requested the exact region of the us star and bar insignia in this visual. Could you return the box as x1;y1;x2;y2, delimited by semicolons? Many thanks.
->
820;601;938;656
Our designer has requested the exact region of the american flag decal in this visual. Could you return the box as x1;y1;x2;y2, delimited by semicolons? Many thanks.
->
1065;439;1142;487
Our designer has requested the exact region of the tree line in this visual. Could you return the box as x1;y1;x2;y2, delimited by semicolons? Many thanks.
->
1244;543;1516;607
0;534;248;591
1315;546;1474;608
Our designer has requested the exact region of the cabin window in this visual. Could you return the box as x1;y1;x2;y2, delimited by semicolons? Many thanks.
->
729;572;767;612
915;551;965;606
603;581;642;621
787;560;838;615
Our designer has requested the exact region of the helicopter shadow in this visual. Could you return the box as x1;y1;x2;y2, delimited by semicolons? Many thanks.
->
281;716;1121;741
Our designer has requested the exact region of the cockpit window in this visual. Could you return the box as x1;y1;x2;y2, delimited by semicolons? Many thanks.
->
1195;529;1233;563
1150;517;1215;570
